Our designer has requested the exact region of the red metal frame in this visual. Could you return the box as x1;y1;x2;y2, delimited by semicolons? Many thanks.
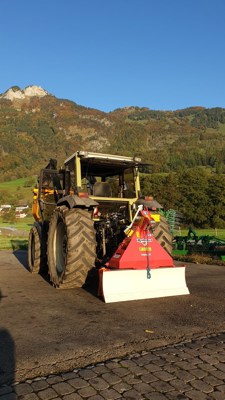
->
107;209;174;270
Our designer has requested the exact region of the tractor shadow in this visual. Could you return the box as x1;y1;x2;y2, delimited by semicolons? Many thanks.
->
12;249;51;284
12;248;100;299
12;248;29;271
11;239;29;271
0;290;15;386
83;267;100;299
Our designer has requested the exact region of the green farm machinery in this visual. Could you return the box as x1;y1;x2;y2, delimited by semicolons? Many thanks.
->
173;227;225;260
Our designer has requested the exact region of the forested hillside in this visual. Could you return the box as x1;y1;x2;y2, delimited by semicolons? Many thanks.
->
1;86;225;181
141;168;225;228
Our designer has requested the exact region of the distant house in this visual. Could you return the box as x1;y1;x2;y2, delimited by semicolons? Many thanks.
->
0;204;12;215
16;212;27;219
15;205;29;218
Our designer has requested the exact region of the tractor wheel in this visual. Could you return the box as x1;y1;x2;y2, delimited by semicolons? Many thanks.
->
28;224;46;273
47;206;96;288
153;215;173;255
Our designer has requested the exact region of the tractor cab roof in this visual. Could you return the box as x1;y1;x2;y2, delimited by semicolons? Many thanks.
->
64;151;142;177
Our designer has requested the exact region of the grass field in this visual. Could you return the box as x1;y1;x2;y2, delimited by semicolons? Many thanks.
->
0;177;36;250
1;214;225;251
0;177;29;189
0;216;33;250
0;177;36;205
173;228;225;241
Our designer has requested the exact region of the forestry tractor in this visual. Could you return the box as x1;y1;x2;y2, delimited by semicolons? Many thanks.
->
28;151;189;302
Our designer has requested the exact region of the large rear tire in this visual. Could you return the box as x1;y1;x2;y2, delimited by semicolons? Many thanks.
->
47;206;96;288
28;224;47;273
153;215;173;255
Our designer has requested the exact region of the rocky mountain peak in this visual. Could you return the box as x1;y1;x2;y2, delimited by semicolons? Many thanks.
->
0;85;49;101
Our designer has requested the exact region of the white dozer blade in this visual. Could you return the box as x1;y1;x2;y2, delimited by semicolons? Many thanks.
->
100;267;189;303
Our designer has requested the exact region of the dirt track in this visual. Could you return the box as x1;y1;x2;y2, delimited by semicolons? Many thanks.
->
0;250;224;383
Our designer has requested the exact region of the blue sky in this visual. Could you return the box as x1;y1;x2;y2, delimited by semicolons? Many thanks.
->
0;0;225;112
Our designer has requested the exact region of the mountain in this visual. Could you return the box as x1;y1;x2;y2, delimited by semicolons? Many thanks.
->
1;85;225;181
0;85;49;101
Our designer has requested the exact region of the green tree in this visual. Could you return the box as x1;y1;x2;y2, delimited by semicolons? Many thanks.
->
176;168;211;227
208;174;225;228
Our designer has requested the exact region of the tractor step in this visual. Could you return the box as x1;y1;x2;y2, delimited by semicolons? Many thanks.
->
99;266;189;303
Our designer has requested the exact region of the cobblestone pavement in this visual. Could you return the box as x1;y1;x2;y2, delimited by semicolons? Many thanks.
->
1;333;225;400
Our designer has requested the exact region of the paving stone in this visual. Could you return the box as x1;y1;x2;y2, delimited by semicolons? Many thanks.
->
133;355;157;366
185;389;212;400
46;376;63;385
176;351;195;360
170;378;192;392
203;375;224;387
211;391;225;400
163;364;178;374
190;369;208;379
112;381;132;394
31;380;49;391
112;367;129;378
216;384;225;392
144;363;162;373
140;372;158;384
119;359;137;368
101;372;121;385
184;348;202;357
201;348;217;357
205;344;222;351
175;369;196;382
170;346;188;354
185;342;201;350
199;355;220;365
37;387;58;400
61;372;79;380
19;394;39;400
126;365;147;376
153;370;175;381
105;362;119;370
67;378;89;389
150;379;174;393
52;381;74;396
198;363;217;372
122;388;144;399
78;386;97;398
89;377;109;391
123;374;142;385
216;363;225;372
190;379;214;394
79;369;97;380
88;396;104;400
133;382;152;394
100;388;121;399
133;356;149;366
166;391;190;399
188;358;203;365
162;354;181;363
175;361;197;371
145;392;168;400
15;383;33;396
62;393;83;400
91;366;110;375
210;369;225;380
152;358;167;367
1;333;224;400
153;350;167;357
216;353;225;363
